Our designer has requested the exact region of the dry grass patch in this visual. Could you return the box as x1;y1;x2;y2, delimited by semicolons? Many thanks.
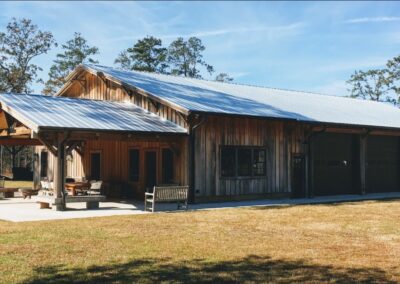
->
1;199;400;283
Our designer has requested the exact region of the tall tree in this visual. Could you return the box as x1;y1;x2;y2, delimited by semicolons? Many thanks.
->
167;37;214;78
0;18;56;93
215;73;233;83
347;69;390;102
43;32;99;95
386;55;400;103
347;55;400;105
114;36;168;73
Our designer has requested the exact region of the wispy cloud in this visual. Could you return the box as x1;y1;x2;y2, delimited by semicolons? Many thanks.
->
106;22;305;43
344;16;400;24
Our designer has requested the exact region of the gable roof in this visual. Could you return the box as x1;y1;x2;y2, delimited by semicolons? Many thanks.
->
74;64;400;130
0;93;187;134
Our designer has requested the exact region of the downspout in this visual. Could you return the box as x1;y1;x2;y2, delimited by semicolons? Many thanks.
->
188;114;206;204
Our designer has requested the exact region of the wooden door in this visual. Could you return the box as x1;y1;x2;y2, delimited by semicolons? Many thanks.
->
292;154;306;198
312;133;359;196
90;152;101;180
145;151;157;190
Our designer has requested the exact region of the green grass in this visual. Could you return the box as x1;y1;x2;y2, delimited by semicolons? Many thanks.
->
1;200;400;283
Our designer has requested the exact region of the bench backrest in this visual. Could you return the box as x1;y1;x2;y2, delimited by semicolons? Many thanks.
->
90;181;103;190
153;186;189;201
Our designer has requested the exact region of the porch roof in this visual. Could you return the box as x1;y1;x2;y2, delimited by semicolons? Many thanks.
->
0;93;187;134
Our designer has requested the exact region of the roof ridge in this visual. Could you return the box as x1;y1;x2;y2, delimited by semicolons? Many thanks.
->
85;63;360;101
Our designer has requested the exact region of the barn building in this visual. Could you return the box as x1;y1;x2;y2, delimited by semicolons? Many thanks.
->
1;64;400;208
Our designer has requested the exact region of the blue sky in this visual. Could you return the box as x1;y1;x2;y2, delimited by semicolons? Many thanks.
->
1;1;399;96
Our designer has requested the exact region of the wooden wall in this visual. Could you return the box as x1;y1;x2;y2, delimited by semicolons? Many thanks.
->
194;115;307;199
63;71;188;129
35;136;188;198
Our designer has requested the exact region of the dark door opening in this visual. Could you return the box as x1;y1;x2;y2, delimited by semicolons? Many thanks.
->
366;135;400;193
90;152;101;180
292;154;306;198
312;133;359;196
145;151;157;190
40;151;48;178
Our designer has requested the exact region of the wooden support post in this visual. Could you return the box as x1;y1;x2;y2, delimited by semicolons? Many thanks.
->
53;133;68;211
360;135;367;195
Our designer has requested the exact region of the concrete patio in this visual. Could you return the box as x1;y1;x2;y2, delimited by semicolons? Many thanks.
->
1;192;400;222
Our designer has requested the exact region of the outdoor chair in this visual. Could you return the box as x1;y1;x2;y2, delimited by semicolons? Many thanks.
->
87;181;103;195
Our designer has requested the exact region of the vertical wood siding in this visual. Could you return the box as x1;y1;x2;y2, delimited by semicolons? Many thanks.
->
35;137;189;197
194;115;307;198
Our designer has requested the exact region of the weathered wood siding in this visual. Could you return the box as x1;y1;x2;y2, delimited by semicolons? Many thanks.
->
62;71;188;129
194;115;307;199
35;137;188;197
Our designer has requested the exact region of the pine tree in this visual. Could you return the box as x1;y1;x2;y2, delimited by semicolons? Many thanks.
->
167;37;214;78
43;32;99;95
0;18;56;94
114;36;168;73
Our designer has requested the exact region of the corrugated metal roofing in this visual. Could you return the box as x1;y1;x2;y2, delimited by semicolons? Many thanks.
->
0;93;187;134
84;64;400;130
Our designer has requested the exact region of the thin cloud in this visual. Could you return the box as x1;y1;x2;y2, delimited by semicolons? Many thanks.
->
107;22;305;43
344;17;400;24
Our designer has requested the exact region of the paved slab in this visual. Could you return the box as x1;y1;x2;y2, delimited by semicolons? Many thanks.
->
1;192;400;222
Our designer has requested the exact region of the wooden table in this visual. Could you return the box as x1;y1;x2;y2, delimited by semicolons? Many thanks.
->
65;182;90;196
0;188;19;198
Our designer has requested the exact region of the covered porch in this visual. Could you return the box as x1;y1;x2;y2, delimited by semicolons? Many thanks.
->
0;93;189;211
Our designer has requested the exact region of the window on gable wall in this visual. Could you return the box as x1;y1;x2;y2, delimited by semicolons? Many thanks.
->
220;146;266;178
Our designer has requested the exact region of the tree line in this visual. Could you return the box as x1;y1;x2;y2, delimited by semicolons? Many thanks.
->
347;55;400;105
0;17;233;176
0;18;233;98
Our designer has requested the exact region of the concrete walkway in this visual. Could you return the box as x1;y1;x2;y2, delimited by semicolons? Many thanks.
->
1;192;400;222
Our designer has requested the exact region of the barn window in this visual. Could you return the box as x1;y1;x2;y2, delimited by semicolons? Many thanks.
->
40;151;48;178
253;149;266;176
128;149;140;182
162;148;174;184
221;147;236;177
220;146;267;178
238;148;252;176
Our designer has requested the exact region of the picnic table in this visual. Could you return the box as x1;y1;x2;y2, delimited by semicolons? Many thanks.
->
65;182;90;196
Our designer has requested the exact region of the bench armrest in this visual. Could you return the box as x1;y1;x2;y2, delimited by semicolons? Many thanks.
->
145;192;154;197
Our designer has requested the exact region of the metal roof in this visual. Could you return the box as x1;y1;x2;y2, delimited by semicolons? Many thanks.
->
0;93;187;134
84;64;400;130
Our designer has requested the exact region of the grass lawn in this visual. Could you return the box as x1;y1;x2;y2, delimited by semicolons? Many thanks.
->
1;200;400;283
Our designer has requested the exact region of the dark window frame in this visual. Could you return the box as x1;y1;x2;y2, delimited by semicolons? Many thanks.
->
90;151;102;180
128;148;140;182
40;151;48;178
220;146;267;179
161;148;174;184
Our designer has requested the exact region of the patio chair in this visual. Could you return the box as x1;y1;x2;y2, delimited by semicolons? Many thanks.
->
40;181;49;190
87;181;103;195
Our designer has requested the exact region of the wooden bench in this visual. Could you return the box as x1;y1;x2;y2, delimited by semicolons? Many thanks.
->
145;186;189;212
0;188;19;198
32;195;106;210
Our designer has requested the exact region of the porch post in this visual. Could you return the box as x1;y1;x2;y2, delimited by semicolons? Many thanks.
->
53;133;67;211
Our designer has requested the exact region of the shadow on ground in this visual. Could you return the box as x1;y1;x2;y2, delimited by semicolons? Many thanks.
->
24;255;395;283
